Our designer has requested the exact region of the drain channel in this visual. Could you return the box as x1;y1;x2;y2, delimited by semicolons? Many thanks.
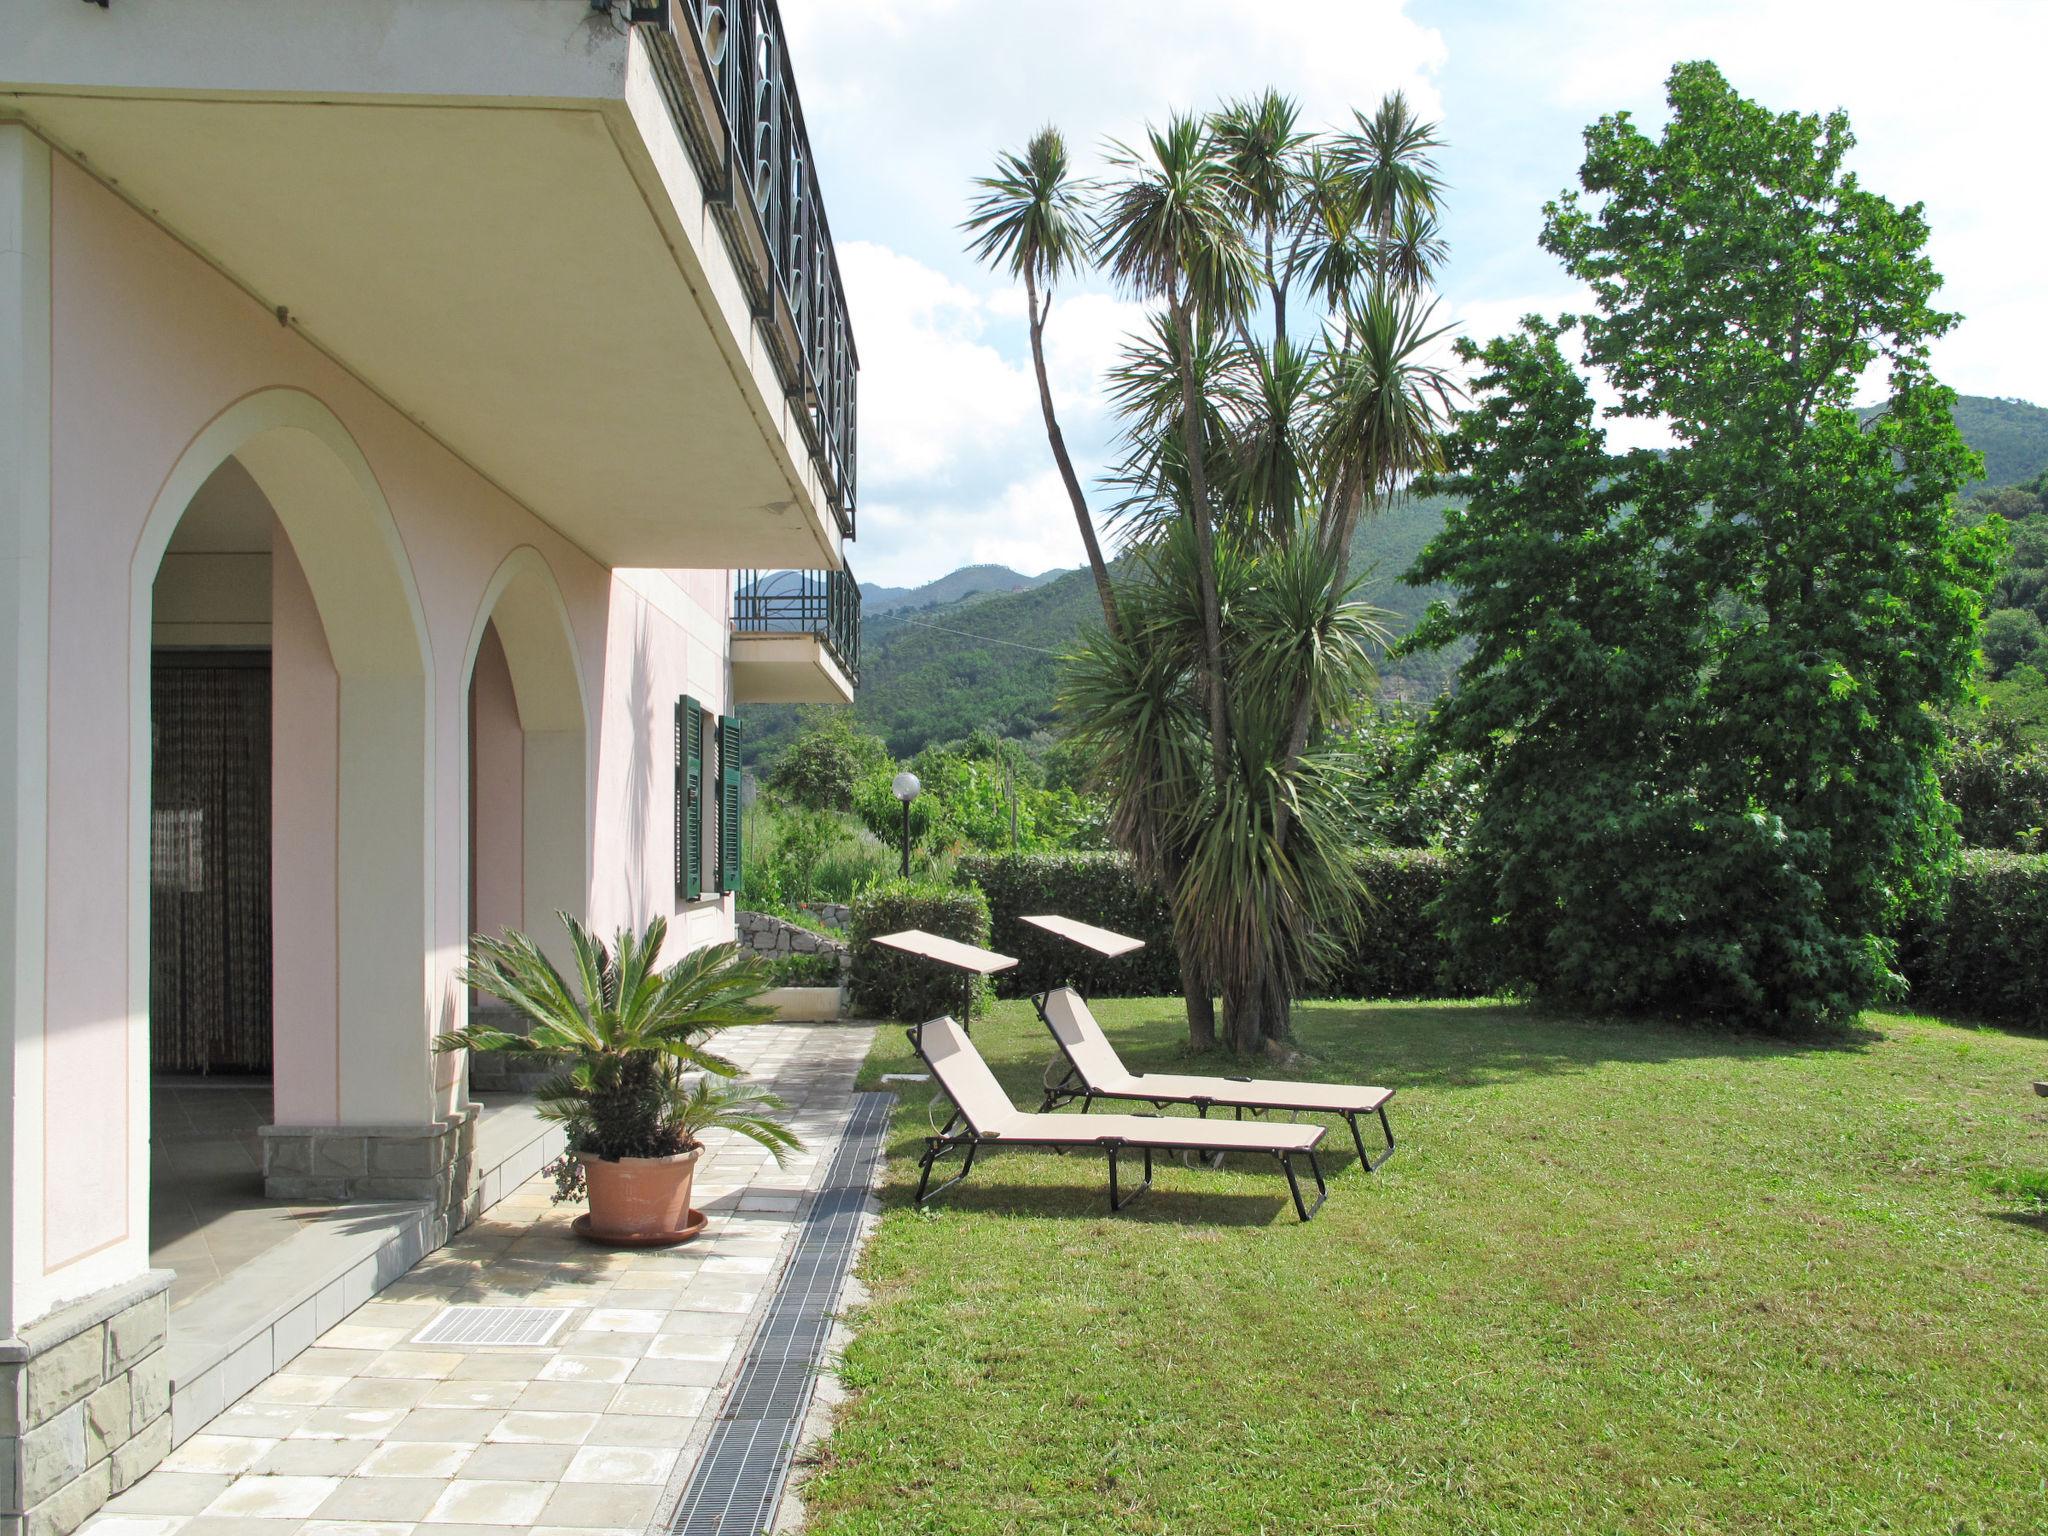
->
668;1089;894;1536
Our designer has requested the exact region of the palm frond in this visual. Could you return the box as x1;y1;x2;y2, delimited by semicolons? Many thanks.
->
1097;114;1263;320
1332;90;1445;242
962;127;1091;287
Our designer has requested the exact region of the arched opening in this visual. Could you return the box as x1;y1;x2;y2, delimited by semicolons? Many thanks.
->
134;390;432;1309
463;550;589;1093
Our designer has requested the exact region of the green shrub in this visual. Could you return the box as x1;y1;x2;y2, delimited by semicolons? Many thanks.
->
765;709;890;813
961;849;1486;1002
958;848;2042;1029
1321;850;1478;999
1941;727;2048;852
742;803;896;909
960;853;1178;997
1898;851;2048;1029
848;879;995;1023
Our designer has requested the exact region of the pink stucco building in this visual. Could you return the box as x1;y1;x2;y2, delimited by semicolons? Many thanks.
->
0;4;859;1528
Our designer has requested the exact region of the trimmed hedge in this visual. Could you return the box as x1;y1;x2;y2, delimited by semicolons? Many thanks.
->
959;853;1177;998
959;849;1481;1002
963;848;2048;1029
1899;850;2048;1029
1319;849;1477;1000
848;879;996;1024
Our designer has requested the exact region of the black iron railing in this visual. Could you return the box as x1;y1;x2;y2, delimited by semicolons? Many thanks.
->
636;0;858;540
735;567;861;683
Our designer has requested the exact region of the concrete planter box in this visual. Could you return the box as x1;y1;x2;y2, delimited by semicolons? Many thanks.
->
761;985;845;1022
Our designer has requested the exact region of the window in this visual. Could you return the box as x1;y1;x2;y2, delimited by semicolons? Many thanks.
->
675;695;703;902
675;698;744;902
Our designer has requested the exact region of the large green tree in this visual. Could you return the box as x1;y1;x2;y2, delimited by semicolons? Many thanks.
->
969;92;1454;1052
1408;62;2003;1028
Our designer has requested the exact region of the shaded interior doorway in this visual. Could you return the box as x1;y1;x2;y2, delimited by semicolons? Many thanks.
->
146;456;300;1309
150;649;272;1075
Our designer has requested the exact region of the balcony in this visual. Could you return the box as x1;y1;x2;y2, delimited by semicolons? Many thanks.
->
645;0;858;539
2;0;857;570
731;567;860;704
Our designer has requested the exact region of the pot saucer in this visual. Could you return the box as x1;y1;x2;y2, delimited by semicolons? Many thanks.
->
570;1208;709;1248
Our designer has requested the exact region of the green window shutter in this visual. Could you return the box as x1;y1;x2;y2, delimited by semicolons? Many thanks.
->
717;714;743;893
676;696;703;902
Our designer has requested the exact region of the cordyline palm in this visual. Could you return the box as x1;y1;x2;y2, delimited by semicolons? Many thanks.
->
1211;90;1307;347
1097;113;1262;792
1334;92;1445;246
1063;525;1389;1051
439;914;798;1164
1263;284;1460;831
962;128;1119;635
1105;315;1311;545
963;88;1458;1052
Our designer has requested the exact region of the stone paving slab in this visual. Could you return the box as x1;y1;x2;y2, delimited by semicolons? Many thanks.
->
83;1023;876;1536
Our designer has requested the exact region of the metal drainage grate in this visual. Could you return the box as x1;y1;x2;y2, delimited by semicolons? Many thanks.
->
412;1305;575;1348
669;1090;894;1536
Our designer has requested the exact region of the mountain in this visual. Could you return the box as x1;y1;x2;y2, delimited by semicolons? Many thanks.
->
742;495;1458;763
1859;394;2048;491
744;393;2046;766
860;564;1067;615
1952;396;2048;490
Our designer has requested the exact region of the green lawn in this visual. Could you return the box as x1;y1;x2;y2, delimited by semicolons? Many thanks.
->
804;998;2048;1535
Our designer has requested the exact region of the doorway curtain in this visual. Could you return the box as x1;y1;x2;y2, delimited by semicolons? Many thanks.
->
150;652;272;1074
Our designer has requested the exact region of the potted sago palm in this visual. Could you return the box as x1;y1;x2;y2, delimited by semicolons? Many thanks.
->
439;913;800;1246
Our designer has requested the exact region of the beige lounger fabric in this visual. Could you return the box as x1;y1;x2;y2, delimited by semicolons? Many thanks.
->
921;1017;1322;1152
1019;913;1147;958
1042;988;1393;1113
873;928;1019;974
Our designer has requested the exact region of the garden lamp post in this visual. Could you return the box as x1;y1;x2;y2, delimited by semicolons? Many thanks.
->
892;771;921;877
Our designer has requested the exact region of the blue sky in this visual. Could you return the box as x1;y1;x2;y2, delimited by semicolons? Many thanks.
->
781;0;2048;587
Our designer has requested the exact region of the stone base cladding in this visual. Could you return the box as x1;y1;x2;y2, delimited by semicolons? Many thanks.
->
737;910;851;980
0;1270;172;1536
464;1004;563;1093
260;1105;480;1221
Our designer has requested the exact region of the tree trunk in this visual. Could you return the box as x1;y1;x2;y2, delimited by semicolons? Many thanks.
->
1172;296;1233;791
1221;970;1295;1056
1027;271;1120;638
1221;976;1263;1055
1181;958;1216;1052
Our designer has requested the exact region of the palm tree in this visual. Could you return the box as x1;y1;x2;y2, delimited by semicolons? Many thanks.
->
1210;90;1307;348
962;129;1119;635
1097;114;1262;791
1333;92;1445;251
1062;527;1390;1053
962;90;1459;1054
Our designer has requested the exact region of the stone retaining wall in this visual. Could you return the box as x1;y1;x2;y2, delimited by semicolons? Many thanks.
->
1;1271;171;1536
737;911;850;981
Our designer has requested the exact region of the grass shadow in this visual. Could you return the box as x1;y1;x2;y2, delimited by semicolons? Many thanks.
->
1984;1209;2048;1236
1067;998;1885;1099
892;1178;1294;1228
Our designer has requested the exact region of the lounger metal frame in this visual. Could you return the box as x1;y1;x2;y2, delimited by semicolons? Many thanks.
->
906;1026;1329;1222
1032;991;1397;1173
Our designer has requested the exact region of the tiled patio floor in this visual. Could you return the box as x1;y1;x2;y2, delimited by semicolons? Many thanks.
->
87;1021;876;1536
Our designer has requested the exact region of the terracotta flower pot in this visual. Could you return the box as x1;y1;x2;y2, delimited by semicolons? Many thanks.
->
576;1146;704;1244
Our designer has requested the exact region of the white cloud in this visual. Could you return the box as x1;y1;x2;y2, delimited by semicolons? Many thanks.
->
837;239;1151;587
1462;0;2048;405
838;241;1032;483
786;0;2045;583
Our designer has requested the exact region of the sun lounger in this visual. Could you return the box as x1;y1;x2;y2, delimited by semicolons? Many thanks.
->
909;1016;1332;1221
1034;986;1397;1172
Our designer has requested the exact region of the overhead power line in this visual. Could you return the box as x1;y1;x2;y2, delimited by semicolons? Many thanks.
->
892;617;1067;656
